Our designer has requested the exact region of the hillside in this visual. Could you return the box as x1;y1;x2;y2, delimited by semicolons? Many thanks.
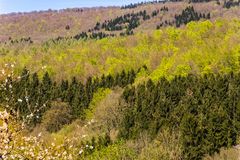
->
1;19;240;81
1;0;240;42
1;1;240;160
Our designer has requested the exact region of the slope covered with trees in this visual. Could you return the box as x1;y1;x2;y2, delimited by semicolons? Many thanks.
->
1;1;240;159
1;19;240;81
1;0;240;42
121;73;240;159
1;19;240;159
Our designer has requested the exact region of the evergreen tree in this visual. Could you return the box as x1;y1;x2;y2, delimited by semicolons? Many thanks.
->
41;72;52;102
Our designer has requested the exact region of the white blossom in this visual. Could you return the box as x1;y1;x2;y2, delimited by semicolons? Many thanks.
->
79;149;83;155
42;66;47;69
1;69;5;75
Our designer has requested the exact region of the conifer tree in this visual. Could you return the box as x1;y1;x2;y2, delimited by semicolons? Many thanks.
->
41;72;52;102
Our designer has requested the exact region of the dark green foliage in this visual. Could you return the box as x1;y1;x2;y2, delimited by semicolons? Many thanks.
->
189;0;211;3
120;1;168;9
151;10;160;17
157;6;212;29
224;0;240;9
89;32;115;39
94;22;101;31
120;73;240;160
160;6;169;12
175;6;211;27
3;66;240;159
95;10;152;36
0;69;53;126
103;12;140;31
63;68;137;119
65;25;70;30
73;32;88;40
52;31;115;42
0;67;138;126
41;72;52;102
60;79;68;101
8;37;33;44
71;82;86;118
79;134;112;157
15;67;30;116
157;21;173;29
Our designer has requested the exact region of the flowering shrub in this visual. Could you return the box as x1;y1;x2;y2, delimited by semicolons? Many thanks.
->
0;63;134;159
0;64;78;159
0;124;78;159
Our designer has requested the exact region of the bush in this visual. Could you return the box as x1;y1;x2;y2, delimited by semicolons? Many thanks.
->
42;101;72;133
84;88;112;120
84;140;137;160
138;130;182;160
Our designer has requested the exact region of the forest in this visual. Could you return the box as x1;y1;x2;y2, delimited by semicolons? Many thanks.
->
1;0;240;159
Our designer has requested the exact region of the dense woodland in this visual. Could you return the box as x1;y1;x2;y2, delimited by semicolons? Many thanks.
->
121;0;167;9
121;73;240;159
175;6;210;27
2;66;240;159
223;0;240;8
2;0;240;159
0;68;137;127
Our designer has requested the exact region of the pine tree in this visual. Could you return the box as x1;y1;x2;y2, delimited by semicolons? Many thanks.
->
71;82;86;118
41;72;52;102
16;67;30;117
60;80;68;101
85;77;93;106
67;77;78;105
180;113;203;160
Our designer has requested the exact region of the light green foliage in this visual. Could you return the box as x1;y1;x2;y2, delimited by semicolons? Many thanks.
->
85;88;112;120
3;18;240;160
134;67;149;85
52;122;77;144
1;19;240;81
105;57;126;75
174;64;191;77
85;141;137;160
150;56;176;81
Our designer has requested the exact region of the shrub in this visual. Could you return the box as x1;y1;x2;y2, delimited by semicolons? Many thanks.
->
85;140;137;160
42;101;72;133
